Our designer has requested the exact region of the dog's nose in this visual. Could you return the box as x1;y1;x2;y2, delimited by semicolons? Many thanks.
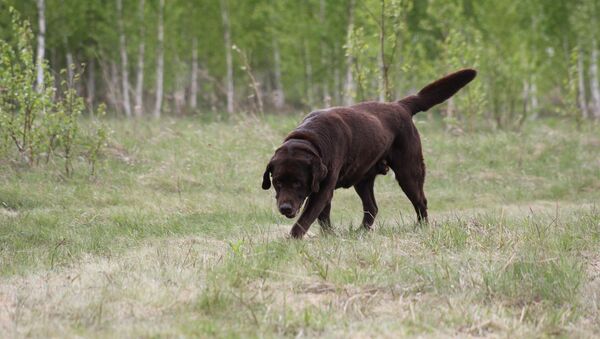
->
279;203;293;216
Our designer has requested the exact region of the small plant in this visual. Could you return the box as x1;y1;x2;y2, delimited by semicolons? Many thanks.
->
0;8;108;177
0;8;54;166
85;103;108;176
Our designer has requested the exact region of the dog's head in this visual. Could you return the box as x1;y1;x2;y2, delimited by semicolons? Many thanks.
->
262;141;327;218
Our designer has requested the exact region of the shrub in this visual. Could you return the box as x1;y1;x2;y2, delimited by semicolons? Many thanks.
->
0;7;107;176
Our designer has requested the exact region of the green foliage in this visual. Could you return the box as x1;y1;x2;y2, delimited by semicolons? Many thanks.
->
0;8;53;164
1;0;597;126
0;8;108;176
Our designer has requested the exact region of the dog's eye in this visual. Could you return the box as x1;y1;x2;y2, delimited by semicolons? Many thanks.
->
292;181;301;188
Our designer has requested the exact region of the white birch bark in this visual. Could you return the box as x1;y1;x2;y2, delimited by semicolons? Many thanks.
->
378;0;386;102
87;58;95;111
343;0;356;106
153;0;165;118
304;41;314;108
36;0;46;92
189;38;198;110
319;0;330;106
134;0;145;117
117;0;132;117
530;77;538;117
272;38;285;109
522;80;530;115
591;40;600;119
174;70;185;115
220;0;234;114
577;46;589;119
65;43;74;88
110;61;121;113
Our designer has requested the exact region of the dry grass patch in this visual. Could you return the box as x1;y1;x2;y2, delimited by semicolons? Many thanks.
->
0;236;226;337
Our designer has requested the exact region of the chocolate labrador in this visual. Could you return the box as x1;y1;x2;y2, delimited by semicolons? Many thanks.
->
262;69;477;238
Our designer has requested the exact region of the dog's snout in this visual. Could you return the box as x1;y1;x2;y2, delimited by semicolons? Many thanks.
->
279;203;293;216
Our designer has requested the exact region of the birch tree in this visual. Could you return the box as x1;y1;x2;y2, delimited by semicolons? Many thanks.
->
319;0;330;106
304;40;314;108
577;47;588;119
220;0;234;114
591;40;600;119
134;0;145;117
35;0;45;92
272;38;284;109
87;59;95;110
343;0;356;106
189;37;198;110
378;0;388;102
153;0;164;118
116;0;132;117
585;0;600;119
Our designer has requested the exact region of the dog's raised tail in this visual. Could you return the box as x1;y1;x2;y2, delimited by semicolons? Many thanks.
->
400;69;477;115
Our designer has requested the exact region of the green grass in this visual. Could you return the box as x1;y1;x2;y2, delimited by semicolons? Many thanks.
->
0;115;599;337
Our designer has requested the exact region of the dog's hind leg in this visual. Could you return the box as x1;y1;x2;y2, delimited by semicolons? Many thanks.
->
318;201;333;232
354;176;378;229
389;142;428;223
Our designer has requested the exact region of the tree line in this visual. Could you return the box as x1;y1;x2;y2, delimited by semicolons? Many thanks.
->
1;0;599;127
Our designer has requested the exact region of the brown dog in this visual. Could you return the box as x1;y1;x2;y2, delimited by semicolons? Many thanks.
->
262;69;477;238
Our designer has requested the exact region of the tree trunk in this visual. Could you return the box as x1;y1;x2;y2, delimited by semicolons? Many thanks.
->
378;0;389;102
117;0;132;117
304;41;314;108
272;38;285;109
530;77;538;118
319;0;330;106
577;46;589;119
153;0;165;118
522;80;530;116
134;0;145;117
343;0;356;106
591;40;600;119
220;0;234;114
174;70;186;115
36;0;46;92
109;61;121;113
65;47;74;88
189;38;198;110
87;58;95;111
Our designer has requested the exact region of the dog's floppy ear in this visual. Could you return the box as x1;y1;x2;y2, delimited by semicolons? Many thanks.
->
262;163;272;190
310;157;328;192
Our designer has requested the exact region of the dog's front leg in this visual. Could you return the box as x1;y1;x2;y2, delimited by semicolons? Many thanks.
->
291;178;336;239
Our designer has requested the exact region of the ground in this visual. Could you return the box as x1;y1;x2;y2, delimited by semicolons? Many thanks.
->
0;115;599;337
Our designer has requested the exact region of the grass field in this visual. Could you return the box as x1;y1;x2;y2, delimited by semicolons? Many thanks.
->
0;114;599;337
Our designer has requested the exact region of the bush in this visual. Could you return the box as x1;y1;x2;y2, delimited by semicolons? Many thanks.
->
0;8;107;176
